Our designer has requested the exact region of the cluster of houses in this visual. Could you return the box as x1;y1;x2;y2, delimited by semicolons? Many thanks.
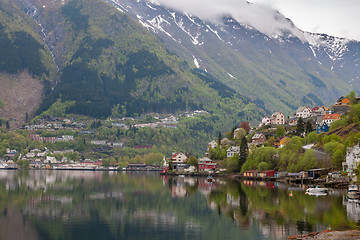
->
162;152;218;173
29;134;75;143
259;96;353;134
23;117;87;131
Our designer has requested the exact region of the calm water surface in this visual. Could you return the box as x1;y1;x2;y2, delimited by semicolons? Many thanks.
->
0;170;358;240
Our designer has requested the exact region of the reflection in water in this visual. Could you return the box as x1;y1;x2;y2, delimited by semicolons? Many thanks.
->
0;170;358;240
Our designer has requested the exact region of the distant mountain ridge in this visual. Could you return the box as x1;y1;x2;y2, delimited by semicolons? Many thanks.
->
105;0;360;114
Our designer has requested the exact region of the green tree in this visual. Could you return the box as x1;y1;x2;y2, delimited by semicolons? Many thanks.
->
187;156;198;169
235;128;246;139
218;132;222;145
346;90;356;103
109;157;117;166
116;128;121;138
276;126;286;137
296;117;304;136
25;112;29;123
239;136;248;169
6;121;10;129
296;149;317;171
305;121;313;134
227;153;240;173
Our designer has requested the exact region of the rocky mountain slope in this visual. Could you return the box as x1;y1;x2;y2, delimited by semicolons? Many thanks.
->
0;0;263;131
105;0;360;114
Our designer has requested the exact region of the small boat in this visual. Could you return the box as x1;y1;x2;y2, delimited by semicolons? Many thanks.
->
347;185;360;199
207;176;215;183
305;186;328;196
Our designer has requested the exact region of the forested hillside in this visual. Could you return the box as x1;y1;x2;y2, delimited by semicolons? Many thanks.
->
0;0;57;127
22;0;263;123
0;0;266;154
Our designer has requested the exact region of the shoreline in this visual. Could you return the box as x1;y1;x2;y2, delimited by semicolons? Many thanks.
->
287;230;360;239
5;168;354;188
160;171;351;188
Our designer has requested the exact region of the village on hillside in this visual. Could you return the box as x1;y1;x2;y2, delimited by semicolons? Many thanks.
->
162;95;360;184
1;94;360;185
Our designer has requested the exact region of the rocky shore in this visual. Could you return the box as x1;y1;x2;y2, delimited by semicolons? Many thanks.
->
287;230;360;239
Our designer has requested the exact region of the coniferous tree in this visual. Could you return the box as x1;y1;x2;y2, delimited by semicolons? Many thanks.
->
25;112;29;123
296;117;304;136
116;129;121;139
6;121;10;129
239;136;248;170
305;121;313;134
218;132;222;145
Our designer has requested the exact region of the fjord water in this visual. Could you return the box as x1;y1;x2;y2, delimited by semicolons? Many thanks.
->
0;170;357;240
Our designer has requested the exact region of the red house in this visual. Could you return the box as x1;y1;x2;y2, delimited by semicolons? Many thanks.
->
252;133;266;145
259;170;277;178
198;157;217;172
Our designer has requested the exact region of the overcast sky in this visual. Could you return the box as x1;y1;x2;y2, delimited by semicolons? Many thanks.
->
149;0;360;41
249;0;360;41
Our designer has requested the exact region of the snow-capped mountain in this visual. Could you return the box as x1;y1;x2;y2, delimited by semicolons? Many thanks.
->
105;0;360;113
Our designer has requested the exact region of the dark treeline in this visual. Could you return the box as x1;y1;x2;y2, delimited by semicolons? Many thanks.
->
0;24;48;77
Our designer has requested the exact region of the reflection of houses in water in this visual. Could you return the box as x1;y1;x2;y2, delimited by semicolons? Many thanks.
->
258;181;275;189
343;196;360;221
171;184;187;197
198;179;216;197
171;176;188;197
227;194;240;207
258;222;298;240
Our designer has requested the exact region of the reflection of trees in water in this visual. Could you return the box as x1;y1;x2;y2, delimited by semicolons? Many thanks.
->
205;179;355;238
0;171;356;240
0;171;250;240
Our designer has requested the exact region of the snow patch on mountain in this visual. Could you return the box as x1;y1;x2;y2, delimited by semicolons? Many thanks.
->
146;2;157;10
227;72;237;79
193;55;200;68
308;33;350;61
206;25;223;41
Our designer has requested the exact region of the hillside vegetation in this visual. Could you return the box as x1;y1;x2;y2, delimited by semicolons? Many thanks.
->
0;0;57;126
28;0;264;124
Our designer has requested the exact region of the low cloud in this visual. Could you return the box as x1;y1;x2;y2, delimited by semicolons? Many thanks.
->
148;0;306;40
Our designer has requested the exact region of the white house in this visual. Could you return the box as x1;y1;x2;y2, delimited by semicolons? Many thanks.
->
45;156;58;164
270;112;285;125
227;146;240;158
343;144;360;175
296;106;311;119
169;152;188;164
259;117;270;127
322;113;341;125
208;140;218;150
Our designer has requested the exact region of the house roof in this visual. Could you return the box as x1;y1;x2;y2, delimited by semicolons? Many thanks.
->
271;112;283;117
323;113;340;120
252;133;265;139
296;106;310;112
227;146;240;152
280;137;290;145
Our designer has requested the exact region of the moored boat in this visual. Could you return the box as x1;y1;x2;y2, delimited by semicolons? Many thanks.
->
347;185;360;199
305;186;328;195
207;176;215;183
